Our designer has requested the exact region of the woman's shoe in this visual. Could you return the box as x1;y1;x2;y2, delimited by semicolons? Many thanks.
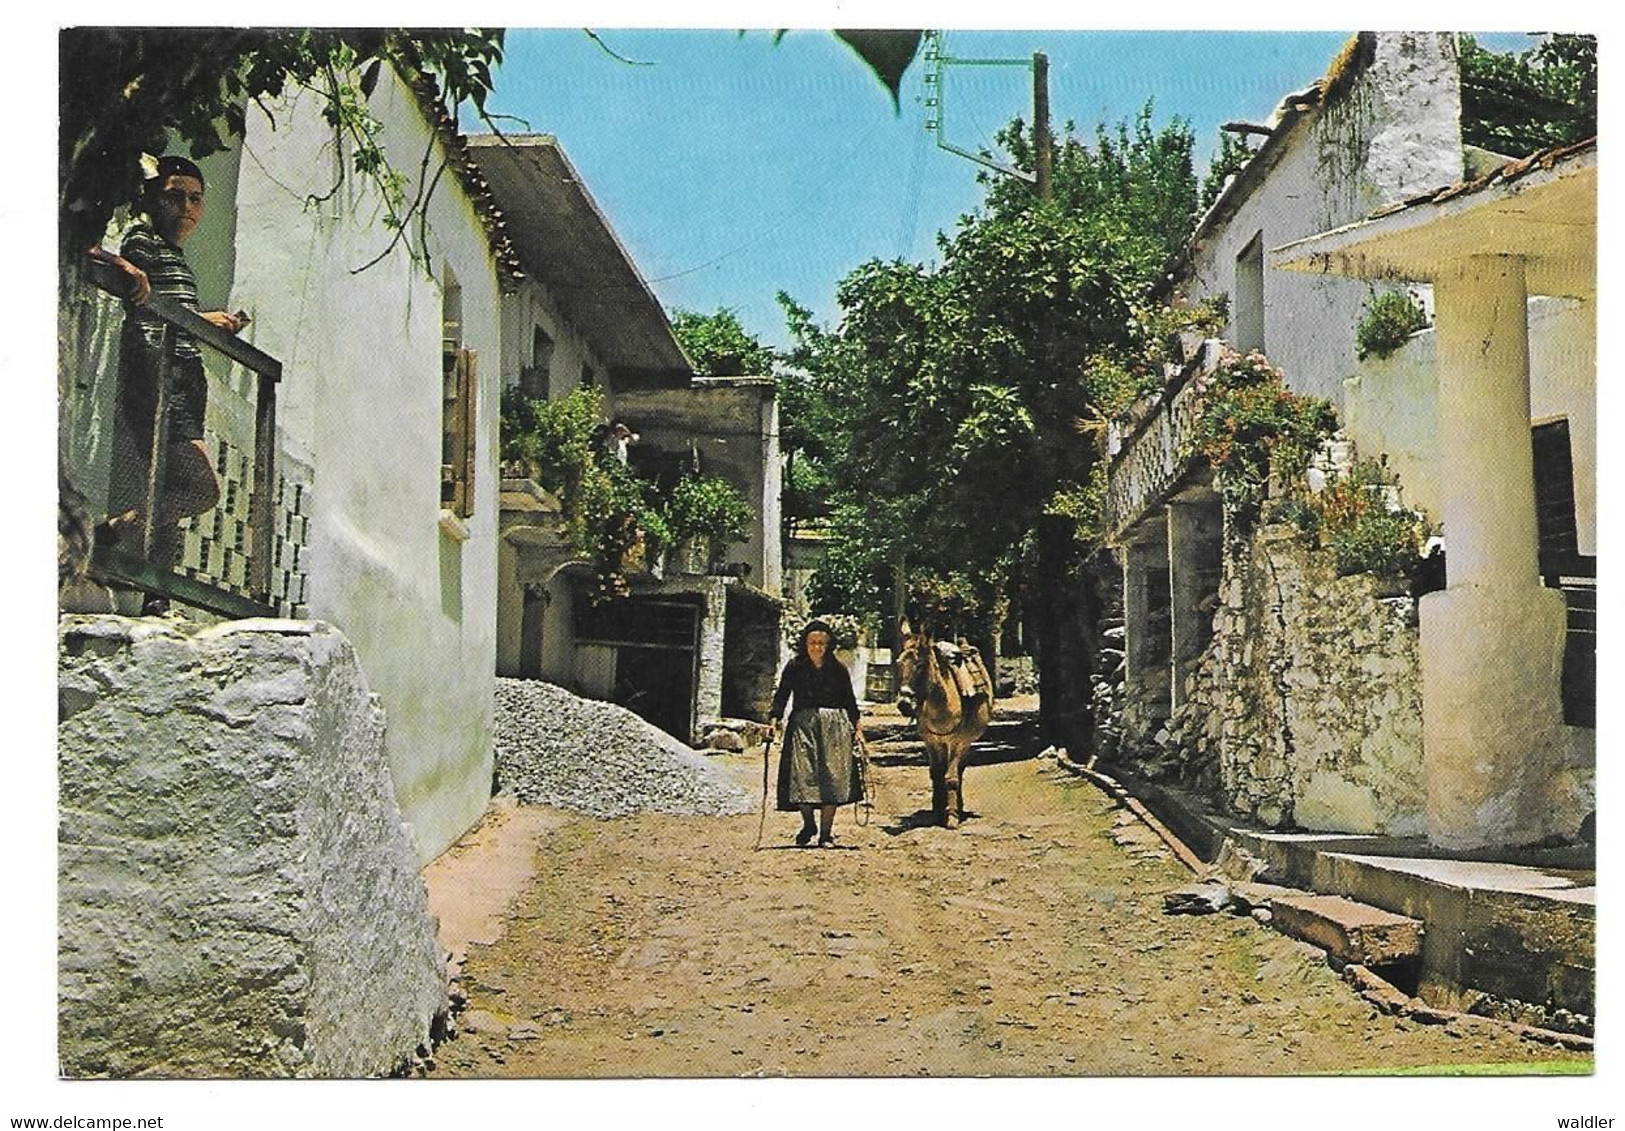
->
794;826;818;847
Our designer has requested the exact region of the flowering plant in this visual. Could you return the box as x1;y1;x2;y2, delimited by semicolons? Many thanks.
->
1187;351;1336;543
1284;457;1432;584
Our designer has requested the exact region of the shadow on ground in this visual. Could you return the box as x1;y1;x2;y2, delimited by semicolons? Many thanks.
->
867;713;1038;769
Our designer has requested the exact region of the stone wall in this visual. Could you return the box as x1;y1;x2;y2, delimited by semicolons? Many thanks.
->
723;589;784;721
59;616;446;1078
1159;524;1426;835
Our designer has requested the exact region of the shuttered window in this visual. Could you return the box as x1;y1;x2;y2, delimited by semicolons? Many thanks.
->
1533;418;1594;728
442;347;478;519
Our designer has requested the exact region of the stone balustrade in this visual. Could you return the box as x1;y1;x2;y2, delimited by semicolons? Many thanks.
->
1103;341;1222;544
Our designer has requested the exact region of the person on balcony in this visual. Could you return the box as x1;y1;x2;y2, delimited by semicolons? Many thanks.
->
95;155;246;578
768;619;867;848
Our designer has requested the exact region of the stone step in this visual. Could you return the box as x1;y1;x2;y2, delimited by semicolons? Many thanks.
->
1268;893;1423;968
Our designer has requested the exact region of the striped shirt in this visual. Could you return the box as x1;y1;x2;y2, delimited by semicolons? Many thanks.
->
119;220;202;360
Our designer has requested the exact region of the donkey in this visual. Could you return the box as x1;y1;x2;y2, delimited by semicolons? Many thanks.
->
894;621;994;827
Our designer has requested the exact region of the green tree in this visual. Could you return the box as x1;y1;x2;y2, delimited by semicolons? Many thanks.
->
670;307;778;377
784;107;1202;754
987;103;1197;266
1459;33;1597;157
1199;131;1254;213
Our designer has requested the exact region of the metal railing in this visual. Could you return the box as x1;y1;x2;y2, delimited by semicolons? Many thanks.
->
85;263;283;619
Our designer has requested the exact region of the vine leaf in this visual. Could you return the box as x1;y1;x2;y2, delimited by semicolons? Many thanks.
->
834;30;925;110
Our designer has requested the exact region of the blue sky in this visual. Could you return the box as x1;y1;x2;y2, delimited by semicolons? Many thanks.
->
471;28;1537;351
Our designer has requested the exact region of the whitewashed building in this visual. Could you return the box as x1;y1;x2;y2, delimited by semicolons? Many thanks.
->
1102;32;1595;848
467;134;785;744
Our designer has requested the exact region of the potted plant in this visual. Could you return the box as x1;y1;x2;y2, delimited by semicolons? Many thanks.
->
662;473;753;574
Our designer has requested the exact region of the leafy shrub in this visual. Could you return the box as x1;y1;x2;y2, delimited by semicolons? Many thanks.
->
1267;494;1321;540
670;308;777;377
662;473;753;545
499;384;667;602
1082;293;1230;428
1325;506;1429;583
1308;458;1430;583
1355;290;1429;361
500;384;599;497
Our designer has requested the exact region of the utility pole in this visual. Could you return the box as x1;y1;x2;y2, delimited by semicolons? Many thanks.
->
923;32;1038;185
1033;51;1052;201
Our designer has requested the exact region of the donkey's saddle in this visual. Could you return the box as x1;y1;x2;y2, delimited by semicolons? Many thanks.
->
934;640;993;701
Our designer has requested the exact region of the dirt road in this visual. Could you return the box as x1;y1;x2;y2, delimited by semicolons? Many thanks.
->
428;710;1588;1078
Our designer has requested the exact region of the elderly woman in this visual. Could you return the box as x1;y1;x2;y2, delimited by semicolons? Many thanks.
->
769;619;866;848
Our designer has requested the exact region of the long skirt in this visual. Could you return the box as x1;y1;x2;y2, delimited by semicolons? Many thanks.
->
776;707;863;810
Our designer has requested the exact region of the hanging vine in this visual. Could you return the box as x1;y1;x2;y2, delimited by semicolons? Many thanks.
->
59;28;508;278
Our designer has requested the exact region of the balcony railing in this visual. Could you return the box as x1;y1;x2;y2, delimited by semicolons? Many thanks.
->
1101;363;1211;544
84;263;285;620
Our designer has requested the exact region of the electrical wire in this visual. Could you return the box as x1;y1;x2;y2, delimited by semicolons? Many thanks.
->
897;87;929;259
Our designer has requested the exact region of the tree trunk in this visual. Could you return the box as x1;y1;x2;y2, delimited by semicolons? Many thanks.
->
1029;517;1102;759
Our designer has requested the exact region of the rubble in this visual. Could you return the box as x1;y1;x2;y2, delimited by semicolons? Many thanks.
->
493;678;754;818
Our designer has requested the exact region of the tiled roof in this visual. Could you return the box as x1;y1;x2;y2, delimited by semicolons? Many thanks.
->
402;69;528;293
1367;137;1597;220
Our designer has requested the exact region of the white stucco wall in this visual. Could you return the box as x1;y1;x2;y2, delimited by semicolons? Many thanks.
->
498;283;608;398
1529;297;1597;557
1342;295;1595;551
1341;329;1441;520
1187;33;1464;408
222;69;501;861
59;616;446;1077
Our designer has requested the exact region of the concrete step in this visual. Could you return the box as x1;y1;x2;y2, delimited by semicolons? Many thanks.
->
1269;893;1423;968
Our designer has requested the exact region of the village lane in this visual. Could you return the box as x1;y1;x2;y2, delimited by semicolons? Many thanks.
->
427;710;1588;1078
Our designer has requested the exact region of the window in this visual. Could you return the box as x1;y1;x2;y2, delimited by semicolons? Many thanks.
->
1234;232;1265;355
521;325;553;399
442;275;477;519
1533;418;1594;728
442;348;478;519
1532;419;1578;560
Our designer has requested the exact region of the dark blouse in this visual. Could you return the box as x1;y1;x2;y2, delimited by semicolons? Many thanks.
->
770;655;860;725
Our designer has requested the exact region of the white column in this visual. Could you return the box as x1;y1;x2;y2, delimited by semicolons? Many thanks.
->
1420;255;1566;849
693;576;729;739
759;395;783;595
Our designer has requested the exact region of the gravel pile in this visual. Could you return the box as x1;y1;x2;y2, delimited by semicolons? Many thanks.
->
493;678;755;819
